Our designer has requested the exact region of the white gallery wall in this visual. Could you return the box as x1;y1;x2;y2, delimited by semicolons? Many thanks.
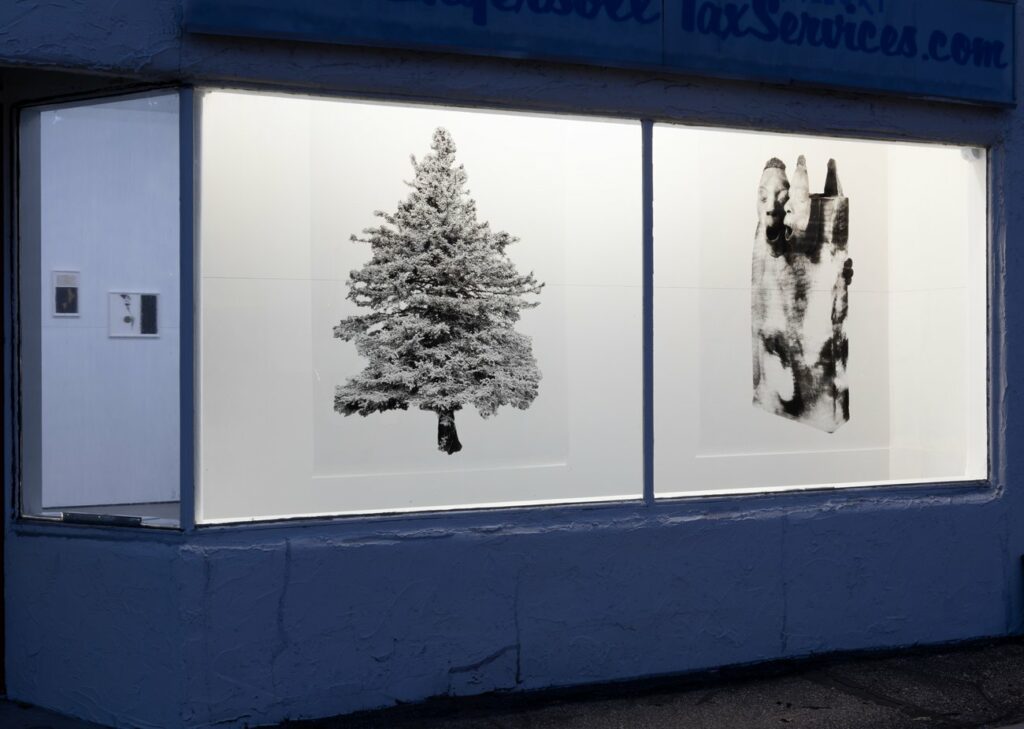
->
654;125;987;494
198;91;643;522
886;144;988;482
28;94;181;508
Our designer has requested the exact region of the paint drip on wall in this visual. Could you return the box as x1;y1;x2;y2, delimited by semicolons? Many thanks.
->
751;155;854;433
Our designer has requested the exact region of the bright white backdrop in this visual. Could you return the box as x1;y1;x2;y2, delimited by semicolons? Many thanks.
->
654;125;987;494
198;91;643;522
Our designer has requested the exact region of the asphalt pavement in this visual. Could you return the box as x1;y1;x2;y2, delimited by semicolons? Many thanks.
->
5;638;1024;728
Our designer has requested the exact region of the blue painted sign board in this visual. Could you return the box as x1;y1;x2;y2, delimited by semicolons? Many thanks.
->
183;0;1016;106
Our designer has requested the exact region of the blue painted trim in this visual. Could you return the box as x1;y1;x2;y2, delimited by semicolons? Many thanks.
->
987;140;1013;632
642;119;654;506
179;87;196;532
988;145;1004;494
1014;9;1020;114
4;102;17;530
14;520;186;542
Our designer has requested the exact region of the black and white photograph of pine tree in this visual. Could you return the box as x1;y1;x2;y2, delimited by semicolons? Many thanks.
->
334;127;544;454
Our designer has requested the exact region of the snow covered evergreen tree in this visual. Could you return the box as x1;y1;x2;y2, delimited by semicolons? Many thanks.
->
334;127;544;454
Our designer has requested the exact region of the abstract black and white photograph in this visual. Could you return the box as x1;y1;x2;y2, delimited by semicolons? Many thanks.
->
52;270;79;316
654;125;986;496
751;155;853;433
196;91;643;522
108;292;159;337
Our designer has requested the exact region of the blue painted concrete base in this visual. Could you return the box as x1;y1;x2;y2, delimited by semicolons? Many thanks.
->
6;491;1012;728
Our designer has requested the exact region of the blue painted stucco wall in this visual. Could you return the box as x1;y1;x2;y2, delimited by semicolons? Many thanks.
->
1;2;1022;728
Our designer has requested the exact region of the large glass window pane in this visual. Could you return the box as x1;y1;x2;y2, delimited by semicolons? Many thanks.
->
197;90;642;522
654;125;987;496
19;92;181;526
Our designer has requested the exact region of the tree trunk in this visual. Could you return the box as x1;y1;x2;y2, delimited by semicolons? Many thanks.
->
437;409;462;454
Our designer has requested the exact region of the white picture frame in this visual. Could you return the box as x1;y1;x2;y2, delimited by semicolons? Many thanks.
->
107;292;159;338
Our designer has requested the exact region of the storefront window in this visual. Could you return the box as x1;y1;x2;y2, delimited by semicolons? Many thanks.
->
15;89;990;527
653;124;988;496
18;92;181;526
196;90;643;523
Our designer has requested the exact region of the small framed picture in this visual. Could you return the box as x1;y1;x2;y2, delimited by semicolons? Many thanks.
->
52;271;80;317
108;292;159;337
